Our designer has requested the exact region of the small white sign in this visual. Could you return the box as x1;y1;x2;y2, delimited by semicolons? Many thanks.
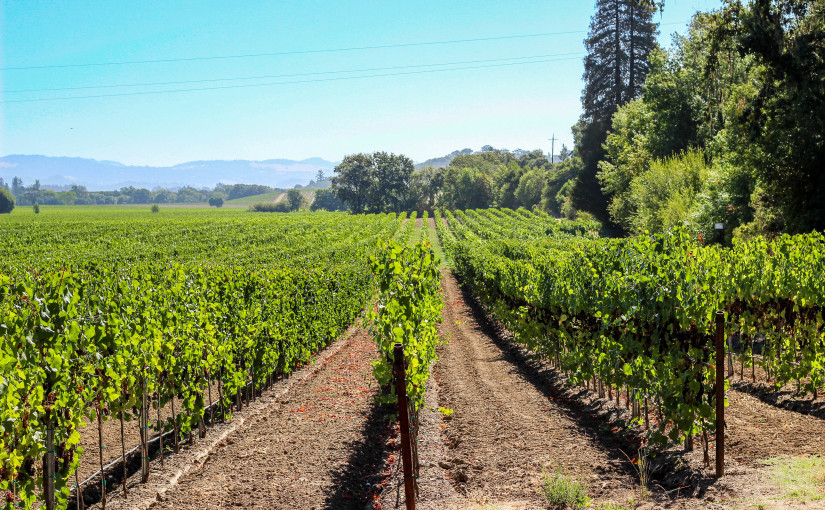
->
714;223;724;230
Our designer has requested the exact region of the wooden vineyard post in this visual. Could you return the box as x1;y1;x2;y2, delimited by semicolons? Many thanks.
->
140;380;150;483
96;397;106;509
715;311;725;477
44;410;55;510
393;344;416;510
157;390;164;468
120;410;128;496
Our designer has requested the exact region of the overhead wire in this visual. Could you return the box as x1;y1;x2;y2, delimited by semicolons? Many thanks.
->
1;56;583;104
4;52;586;94
1;21;689;72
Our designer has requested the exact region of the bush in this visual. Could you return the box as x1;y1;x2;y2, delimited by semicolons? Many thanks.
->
0;188;14;214
208;196;224;208
33;203;40;214
151;203;160;213
249;202;290;213
542;470;590;509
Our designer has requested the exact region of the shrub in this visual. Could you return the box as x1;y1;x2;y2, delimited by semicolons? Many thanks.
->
151;203;160;213
249;202;290;213
0;188;14;214
542;469;590;509
33;203;40;214
208;196;224;208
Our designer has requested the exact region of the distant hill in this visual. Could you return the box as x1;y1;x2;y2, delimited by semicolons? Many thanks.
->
0;155;338;191
414;149;474;170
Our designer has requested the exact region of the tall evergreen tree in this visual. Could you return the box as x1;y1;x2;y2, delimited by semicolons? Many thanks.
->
572;0;658;222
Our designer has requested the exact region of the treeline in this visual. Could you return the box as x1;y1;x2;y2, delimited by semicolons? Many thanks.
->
0;177;284;206
329;147;577;216
568;0;825;242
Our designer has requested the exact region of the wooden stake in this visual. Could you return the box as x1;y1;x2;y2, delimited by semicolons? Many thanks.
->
120;411;128;497
393;344;416;510
715;311;725;477
96;398;106;509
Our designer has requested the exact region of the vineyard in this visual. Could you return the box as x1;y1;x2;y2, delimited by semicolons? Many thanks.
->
437;207;825;456
0;208;408;509
2;205;824;509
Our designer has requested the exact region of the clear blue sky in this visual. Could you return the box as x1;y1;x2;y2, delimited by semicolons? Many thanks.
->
1;1;721;166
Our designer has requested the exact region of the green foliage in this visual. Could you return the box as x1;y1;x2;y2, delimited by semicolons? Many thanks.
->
440;166;493;210
541;157;581;217
150;203;160;213
208;196;224;207
249;201;291;213
715;0;825;233
597;10;755;236
0;210;401;507
286;189;304;211
310;188;347;211
0;188;15;213
331;152;415;214
438;207;825;451
542;469;591;509
515;168;546;210
32;203;40;214
368;239;443;412
627;149;710;233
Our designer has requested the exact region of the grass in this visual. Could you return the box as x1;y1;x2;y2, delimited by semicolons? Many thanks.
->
541;469;591;509
762;455;825;503
224;191;285;205
426;216;450;269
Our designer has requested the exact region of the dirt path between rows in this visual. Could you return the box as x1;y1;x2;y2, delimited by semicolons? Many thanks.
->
427;272;639;508
140;325;391;510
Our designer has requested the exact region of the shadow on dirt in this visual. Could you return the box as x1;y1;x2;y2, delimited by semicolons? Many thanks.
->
322;399;395;510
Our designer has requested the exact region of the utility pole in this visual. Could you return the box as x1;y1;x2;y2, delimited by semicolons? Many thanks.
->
548;134;558;163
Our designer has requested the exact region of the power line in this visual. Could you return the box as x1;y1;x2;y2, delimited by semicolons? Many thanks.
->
1;22;689;72
4;52;586;94
0;56;583;104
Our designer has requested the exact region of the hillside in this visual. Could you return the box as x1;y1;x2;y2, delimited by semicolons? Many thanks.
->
0;155;338;191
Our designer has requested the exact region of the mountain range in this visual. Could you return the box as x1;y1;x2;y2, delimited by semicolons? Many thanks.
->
0;155;338;191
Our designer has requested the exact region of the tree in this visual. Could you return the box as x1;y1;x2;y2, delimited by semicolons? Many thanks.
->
558;144;573;162
11;177;24;197
369;152;415;213
208;196;224;207
440;167;492;209
0;177;6;191
572;0;658;221
316;169;326;182
310;188;347;211
286;189;304;211
408;166;445;212
332;154;374;214
717;0;825;232
515;169;546;209
0;188;14;213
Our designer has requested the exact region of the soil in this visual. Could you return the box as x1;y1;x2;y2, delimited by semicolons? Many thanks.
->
143;325;394;510
72;380;222;505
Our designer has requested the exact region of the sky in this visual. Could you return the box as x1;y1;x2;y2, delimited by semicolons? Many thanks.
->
1;0;722;166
